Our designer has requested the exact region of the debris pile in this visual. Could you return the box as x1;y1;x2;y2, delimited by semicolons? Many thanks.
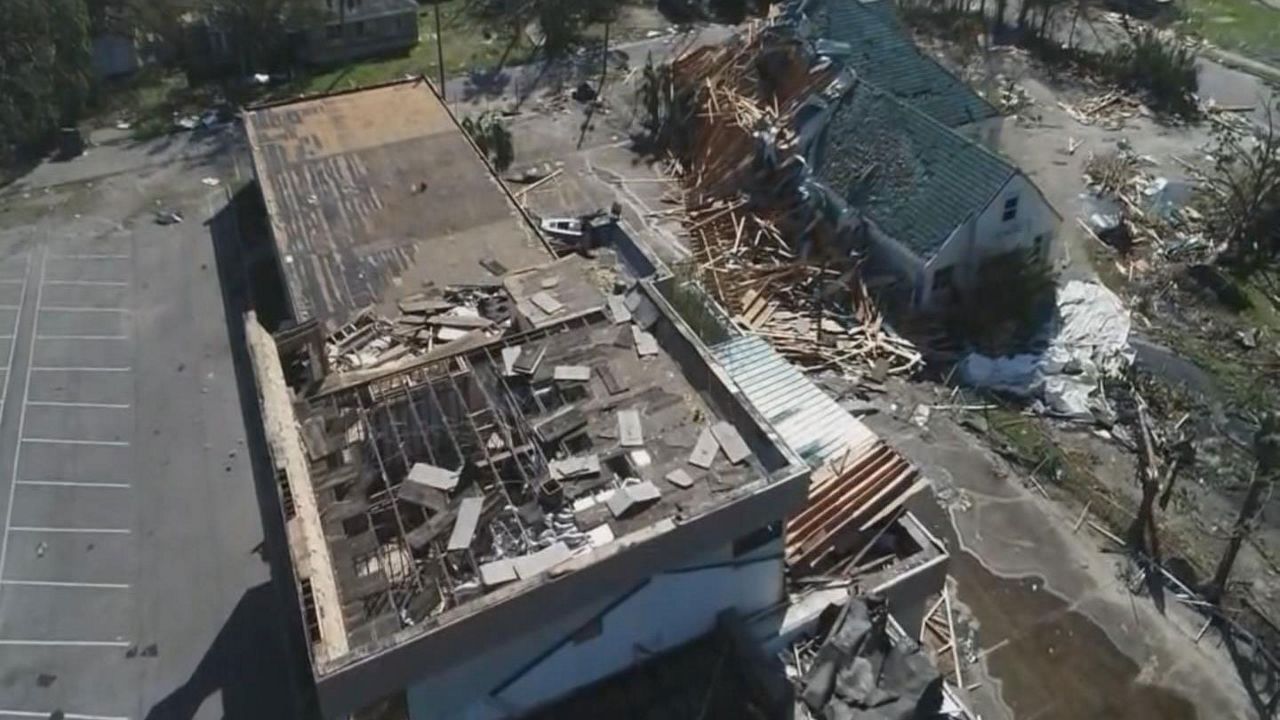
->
326;286;511;372
786;441;926;574
1080;150;1209;265
665;22;922;376
787;593;955;720
1059;91;1146;130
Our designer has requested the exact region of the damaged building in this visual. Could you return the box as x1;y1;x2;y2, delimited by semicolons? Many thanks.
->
241;77;956;719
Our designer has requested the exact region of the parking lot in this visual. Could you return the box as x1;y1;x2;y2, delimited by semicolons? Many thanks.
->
0;130;306;719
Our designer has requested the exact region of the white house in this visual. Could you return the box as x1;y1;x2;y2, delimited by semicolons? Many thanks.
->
797;74;1061;308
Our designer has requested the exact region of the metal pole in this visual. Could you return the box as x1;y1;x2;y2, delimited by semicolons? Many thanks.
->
597;21;610;95
434;2;446;100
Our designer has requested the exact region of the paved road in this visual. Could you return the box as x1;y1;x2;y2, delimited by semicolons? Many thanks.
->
0;131;308;719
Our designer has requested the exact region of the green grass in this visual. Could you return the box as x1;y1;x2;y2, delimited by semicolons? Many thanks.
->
287;3;535;97
1178;0;1280;66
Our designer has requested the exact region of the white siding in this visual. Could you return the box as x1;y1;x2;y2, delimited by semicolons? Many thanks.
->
924;173;1059;306
406;539;785;720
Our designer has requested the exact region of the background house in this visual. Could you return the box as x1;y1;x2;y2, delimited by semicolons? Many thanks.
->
298;0;420;66
800;77;1061;308
793;0;1005;150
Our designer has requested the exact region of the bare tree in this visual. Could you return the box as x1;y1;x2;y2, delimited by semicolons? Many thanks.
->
1198;102;1280;265
1206;413;1280;603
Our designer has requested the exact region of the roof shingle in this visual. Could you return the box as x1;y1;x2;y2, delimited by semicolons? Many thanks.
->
810;80;1016;259
798;0;999;128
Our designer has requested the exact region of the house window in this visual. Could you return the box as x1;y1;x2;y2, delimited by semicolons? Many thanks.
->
1032;233;1048;260
932;265;954;292
354;20;365;35
326;24;341;40
1002;195;1019;222
347;0;359;9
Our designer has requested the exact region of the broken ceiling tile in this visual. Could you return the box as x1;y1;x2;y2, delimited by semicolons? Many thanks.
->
513;343;546;375
529;291;564;315
607;295;632;324
436;326;470;342
548;454;602;480
689;426;719;469
606;481;662;518
513;541;572;579
665;468;695;489
586;523;615;547
597;363;627;395
617;409;643;447
501;345;522;376
711;422;751;465
479;559;517;588
553;365;592;382
632;326;659;357
406;462;461;492
446;496;484;551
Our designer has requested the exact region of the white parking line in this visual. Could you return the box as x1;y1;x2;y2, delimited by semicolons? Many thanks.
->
43;280;129;287
48;254;130;260
22;438;131;447
39;306;129;313
0;251;42;585
16;480;131;489
0;709;129;720
0;579;130;589
31;366;131;372
27;401;130;409
0;639;131;647
10;526;131;534
36;335;128;341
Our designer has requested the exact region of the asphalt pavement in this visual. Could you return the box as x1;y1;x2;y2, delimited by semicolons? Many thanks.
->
0;130;309;720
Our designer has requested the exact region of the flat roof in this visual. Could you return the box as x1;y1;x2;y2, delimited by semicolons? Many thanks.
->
244;78;549;328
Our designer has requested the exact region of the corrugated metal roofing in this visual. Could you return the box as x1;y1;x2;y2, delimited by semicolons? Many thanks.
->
712;335;876;465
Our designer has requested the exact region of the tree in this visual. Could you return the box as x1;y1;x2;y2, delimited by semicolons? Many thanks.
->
1206;413;1280;603
461;113;515;173
0;0;92;162
202;0;321;73
1197;102;1280;266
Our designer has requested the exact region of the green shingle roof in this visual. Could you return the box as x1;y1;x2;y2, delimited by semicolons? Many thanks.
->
800;0;999;128
811;81;1016;259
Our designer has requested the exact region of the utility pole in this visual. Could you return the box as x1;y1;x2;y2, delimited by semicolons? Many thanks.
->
434;1;446;100
596;21;610;96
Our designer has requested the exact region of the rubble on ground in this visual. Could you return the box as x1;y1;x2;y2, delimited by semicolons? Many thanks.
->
661;22;922;377
785;593;967;720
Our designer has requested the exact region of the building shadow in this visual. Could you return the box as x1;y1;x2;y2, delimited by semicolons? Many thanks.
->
144;184;317;719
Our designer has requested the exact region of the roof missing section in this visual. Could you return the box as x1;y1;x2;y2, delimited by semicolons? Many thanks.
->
295;303;786;669
243;78;548;328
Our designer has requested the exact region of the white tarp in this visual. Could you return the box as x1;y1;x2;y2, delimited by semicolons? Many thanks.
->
960;280;1134;418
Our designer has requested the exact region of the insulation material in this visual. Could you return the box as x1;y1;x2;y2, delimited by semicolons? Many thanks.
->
959;281;1134;419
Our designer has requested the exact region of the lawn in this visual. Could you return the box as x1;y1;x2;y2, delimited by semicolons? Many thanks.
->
288;2;535;97
1178;0;1280;66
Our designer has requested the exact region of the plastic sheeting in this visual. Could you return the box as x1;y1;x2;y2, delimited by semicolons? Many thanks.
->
960;281;1134;418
